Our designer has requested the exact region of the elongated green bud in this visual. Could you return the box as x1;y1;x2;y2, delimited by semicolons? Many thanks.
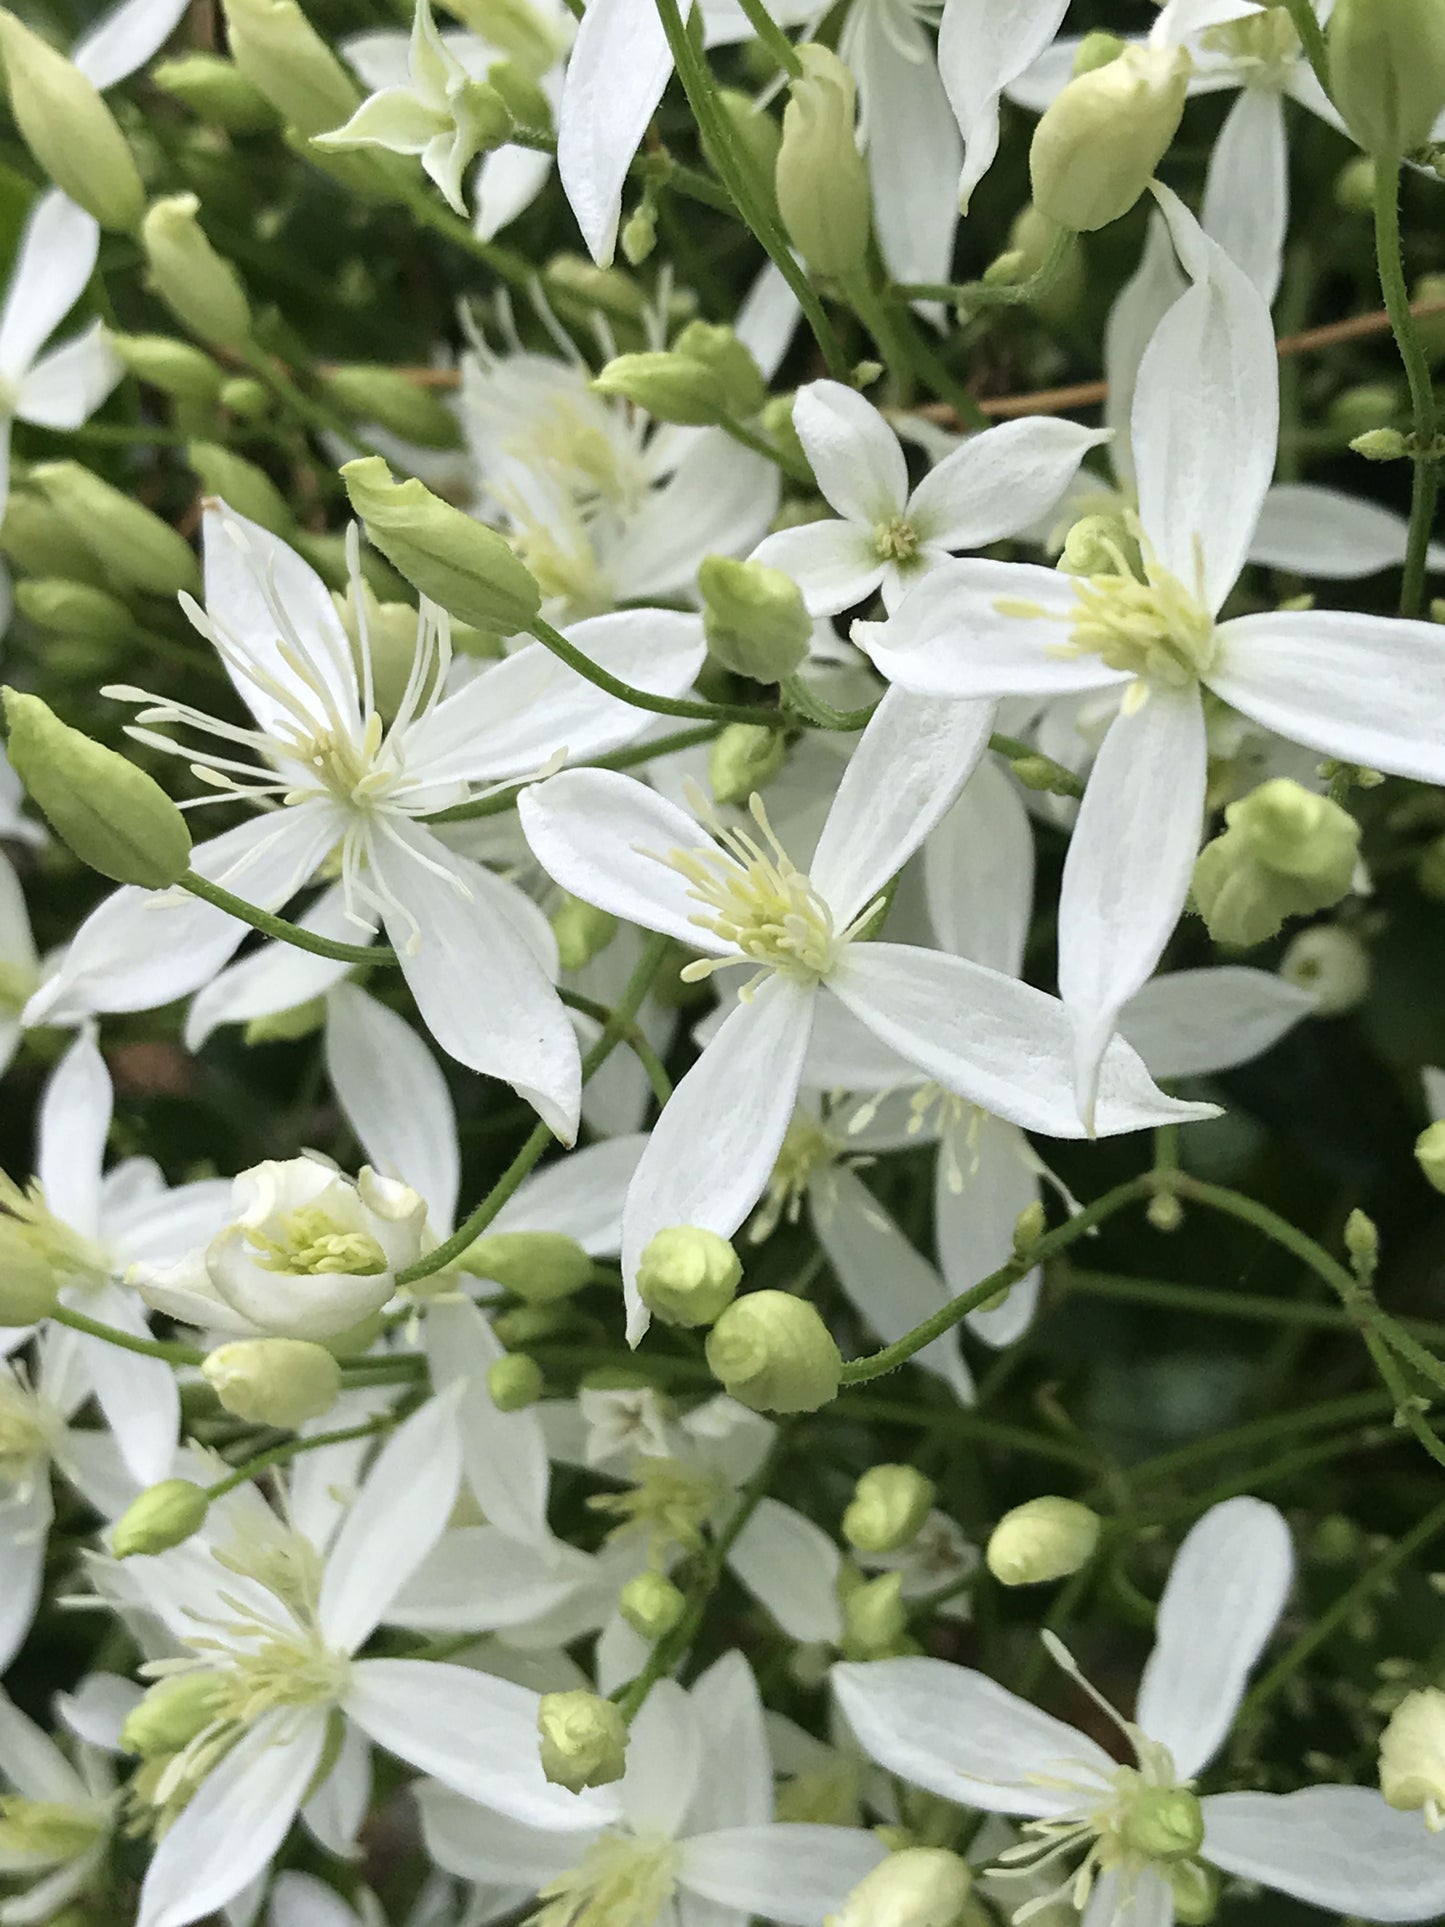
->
775;44;871;280
120;1674;222;1758
842;1571;909;1658
829;1847;973;1927
699;556;811;684
637;1225;741;1329
1030;45;1190;232
222;0;361;135
219;376;271;422
0;1222;59;1324
152;52;281;130
0;11;144;232
189;444;295;536
551;894;617;971
325;367;461;448
537;1690;627;1792
110;333;225;404
1417;1121;1445;1194
592;352;730;427
618;1569;686;1640
112;1480;209;1558
30;462;201;598
843;1464;935;1555
488;59;552;131
340;457;541;637
3;690;192;889
705;1290;841;1413
202;1338;342;1428
141;195;253;350
463;1230;593;1302
710;725;787;807
14;580;132;643
671;321;766;419
710;89;781;213
0;490;106;583
1192;778;1360;949
1328;0;1445;156
986;1496;1100;1586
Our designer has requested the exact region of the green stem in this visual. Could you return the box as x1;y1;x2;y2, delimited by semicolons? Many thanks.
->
242;351;382;459
1116;1390;1395;1493
1061;1266;1445;1348
1280;0;1331;96
529;615;781;726
721;415;812;485
1168;1175;1357;1300
781;675;878;732
425;725;722;824
560;989;673;1106
205;1412;399;1502
896;230;1073;313
988;731;1086;800
1362;1325;1445;1474
177;874;392;966
51;1304;205;1367
1372;155;1440;618
732;0;802;76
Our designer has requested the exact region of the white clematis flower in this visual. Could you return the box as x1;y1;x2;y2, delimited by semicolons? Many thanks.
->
520;685;1214;1342
750;379;1109;617
834;1497;1445;1925
861;187;1445;1124
0;1681;125;1925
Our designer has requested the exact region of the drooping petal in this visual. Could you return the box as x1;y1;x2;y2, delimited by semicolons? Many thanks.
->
474;140;556;239
0;1688;88;1803
71;0;189;87
16;322;123;429
1136;1497;1292;1778
487;1133;647;1251
850;4;962;291
38;1026;112;1239
0;192;99;381
1081;1864;1174;1927
619;976;816;1342
618;1679;700;1840
423;1299;551;1545
935;1121;1042;1349
1202;1785;1445;1920
1118;967;1313;1080
748;519;884;619
922;752;1034;976
679;1825;887;1925
184;887;364;1052
908;420;1111;552
729;1496;845;1644
831;1656;1115;1817
792;382;909;528
556;0;673;264
1246;482;1442;578
391;1524;593;1631
937;0;1069;210
1208;608;1445;784
301;1720;370;1858
1103;210;1185;488
1200;86;1287;303
614;432;779;600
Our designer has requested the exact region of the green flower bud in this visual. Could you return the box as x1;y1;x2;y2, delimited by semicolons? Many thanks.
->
1328;0;1445;156
1345;1208;1380;1277
120;1673;222;1758
1006;206;1085;326
1380;1686;1445;1822
843;1464;936;1555
1351;427;1410;461
621;204;657;267
0;490;106;583
0;11;144;232
1167;1858;1220;1926
1412;272;1445;362
592;351;730;427
637;1225;741;1329
699;555;811;684
775;44;871;280
705;1290;842;1413
202;1338;342;1428
110;332;225;404
223;0;361;136
141;195;253;350
843;1570;910;1659
986;1496;1101;1586
618;1569;687;1640
1073;29;1125;75
463;1230;593;1302
1335;154;1378;213
189;444;294;537
829;1847;973;1927
0;1221;59;1324
1012;1199;1048;1257
1193;778;1359;948
112;1479;210;1558
543;254;650;330
761;393;811;481
325;367;461;448
333;585;427;722
537;1690;628;1792
3;690;192;889
1030;45;1191;232
709;89;781;216
1279;923;1370;1015
30;462;201;598
340;456;541;637
709;725;787;807
445;0;563;77
151;52;281;130
492;1301;573;1345
1328;380;1402;438
487;59;552;131
487;1352;545;1410
551;894;618;971
1416;1120;1445;1193
671;321;767;419
219;376;272;421
14;579;132;643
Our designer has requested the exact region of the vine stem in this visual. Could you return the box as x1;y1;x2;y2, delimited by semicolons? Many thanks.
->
177;873;391;966
1280;0;1330;95
205;1412;400;1502
1372;155;1440;618
52;1303;205;1366
425;724;721;823
529;615;782;728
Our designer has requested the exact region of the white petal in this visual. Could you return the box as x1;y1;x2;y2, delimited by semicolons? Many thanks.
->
792;381;908;528
729;1496;844;1644
474;141;555;239
734;261;800;382
0;1688;84;1804
1247;482;1416;579
392;1525;591;1631
938;0;1069;209
613;431;779;600
38;1026;112;1238
810;685;993;929
1056;686;1207;1121
301;1720;370;1857
680;1825;887;1925
831;1657;1113;1817
1104;210;1186;488
1119;967;1313;1080
318;1392;462;1652
16;322;123;429
936;1122;1042;1349
488;1133;647;1252
620;1679;699;1839
417;1781;586;1883
1209;607;1445;784
269;1869;371;1927
0;191;98;379
76;1284;179;1485
1136;1497;1292;1778
184;887;362;1052
136;1711;325;1927
1082;1864;1173;1927
749;520;884;619
1203;1785;1445;1920
687;1650;771;1832
1004;34;1089;112
908;420;1111;552
1201;87;1287;303
424;1300;551;1545
72;0;188;86
854;9;961;290
922;753;1034;976
619;977;815;1343
0;1489;48;1673
1133;183;1278;614
325;982;459;1233
557;0;673;264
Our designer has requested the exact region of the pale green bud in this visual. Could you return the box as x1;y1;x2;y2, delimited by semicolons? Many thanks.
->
3;690;192;889
671;320;767;419
325;367;461;448
0;1222;59;1324
1335;154;1378;213
843;1571;909;1658
537;1690;628;1792
341;456;541;637
543;255;650;328
493;1301;572;1345
1073;29;1125;75
110;332;224;404
1412;272;1445;362
1416;1121;1445;1194
761;393;811;481
1059;512;1138;579
637;1225;742;1329
1030;45;1191;232
0;490;106;584
828;1847;973;1927
30;462;201;598
219;376;272;421
1012;1199;1048;1257
705;1290;842;1413
775;44;871;280
141;195;254;350
1167;1859;1220;1925
334;585;428;722
151;52;280;130
1193;779;1359;948
711;88;782;211
710;725;787;807
980;248;1028;289
112;1479;209;1558
486;1352;543;1410
190;444;295;536
1329;380;1402;438
592;351;730;427
1328;0;1445;156
1006;206;1085;325
0;11;144;232
551;894;618;971
120;1673;222;1758
1351;427;1410;461
15;579;132;643
202;1338;342;1428
843;1464;935;1555
1010;754;1074;796
245;997;326;1045
621;205;657;267
1279;923;1370;1015
699;555;811;684
1120;1786;1205;1861
1345;1207;1380;1276
986;1496;1101;1586
618;1569;686;1640
488;59;552;131
463;1230;593;1302
1380;1686;1445;1821
443;0;562;76
223;0;361;136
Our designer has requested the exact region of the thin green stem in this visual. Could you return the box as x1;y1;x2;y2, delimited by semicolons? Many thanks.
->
781;675;878;732
732;0;802;75
177;874;393;966
1116;1390;1395;1493
1280;0;1331;96
242;351;383;459
1372;155;1440;618
530;616;781;726
987;731;1086;800
205;1412;399;1502
895;230;1073;313
1061;1267;1445;1348
721;415;812;484
51;1304;205;1367
560;989;673;1106
425;725;722;824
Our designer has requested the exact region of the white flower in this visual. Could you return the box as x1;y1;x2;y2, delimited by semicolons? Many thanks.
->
417;1650;888;1924
861;186;1445;1123
835;1497;1445;1924
0;851;40;1082
42;0;189;90
0;1681;123;1925
750;380;1109;618
521;685;1214;1342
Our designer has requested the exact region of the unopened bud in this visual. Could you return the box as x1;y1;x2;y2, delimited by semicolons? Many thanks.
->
110;333;224;404
699;555;811;683
551;894;618;971
1012;1200;1047;1258
112;1480;209;1558
487;1352;545;1410
0;11;144;231
464;1231;592;1302
1335;155;1378;213
705;1290;842;1413
1416;1121;1445;1194
341;456;541;636
1148;1191;1185;1233
1412;272;1445;363
671;321;767;419
711;87;781;200
637;1225;741;1328
618;1569;686;1640
1073;29;1125;75
1059;512;1136;578
1193;778;1360;948
537;1690;627;1792
592;351;730;427
15;579;132;643
828;1847;973;1927
843;1571;910;1658
493;1301;573;1345
1030;45;1190;232
1279;924;1370;1015
1009;754;1072;795
775;44;871;280
1328;0;1445;156
202;1338;342;1428
223;0;361;135
1329;381;1402;438
0;1222;59;1324
120;1673;222;1757
152;52;280;130
543;254;650;328
3;691;192;889
0;490;105;583
1120;1786;1205;1862
761;393;811;479
1380;1686;1445;1824
30;462;201;598
325;367;460;448
141;195;253;350
621;205;657;266
219;376;271;421
1351;427;1410;461
190;445;294;536
1345;1208;1379;1276
986;1496;1100;1586
710;725;787;806
843;1464;935;1555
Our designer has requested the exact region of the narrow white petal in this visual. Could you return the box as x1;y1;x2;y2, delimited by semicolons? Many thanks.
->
325;981;460;1232
72;0;188;86
1104;210;1185;488
301;1720;370;1857
77;1284;179;1485
556;0;673;263
620;1679;699;1839
1004;34;1090;113
855;10;962;290
679;1825;887;1924
1247;482;1414;579
1203;1786;1445;1919
908;420;1111;552
792;381;908;527
1119;967;1313;1080
936;1122;1042;1349
16;323;123;429
922;753;1034;976
488;1132;646;1252
391;1524;591;1631
1201;87;1287;303
749;520;884;619
729;1496;845;1644
0;1688;84;1803
613;431;779;600
937;0;1069;209
688;1650;771;1831
417;1780;587;1883
424;1299;551;1545
185;887;362;1053
0;1491;48;1673
1082;1864;1173;1927
0;192;98;378
38;1027;112;1238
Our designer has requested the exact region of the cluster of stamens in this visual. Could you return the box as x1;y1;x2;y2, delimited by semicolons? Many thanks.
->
528;1831;680;1927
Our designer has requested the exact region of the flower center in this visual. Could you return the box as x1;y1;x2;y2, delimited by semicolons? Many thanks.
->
589;1457;725;1564
530;1831;680;1927
873;515;920;564
754;1112;844;1241
0;1374;53;1496
0;1796;107;1866
245;1204;388;1279
0;1172;110;1296
285;711;395;812
1200;10;1299;85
